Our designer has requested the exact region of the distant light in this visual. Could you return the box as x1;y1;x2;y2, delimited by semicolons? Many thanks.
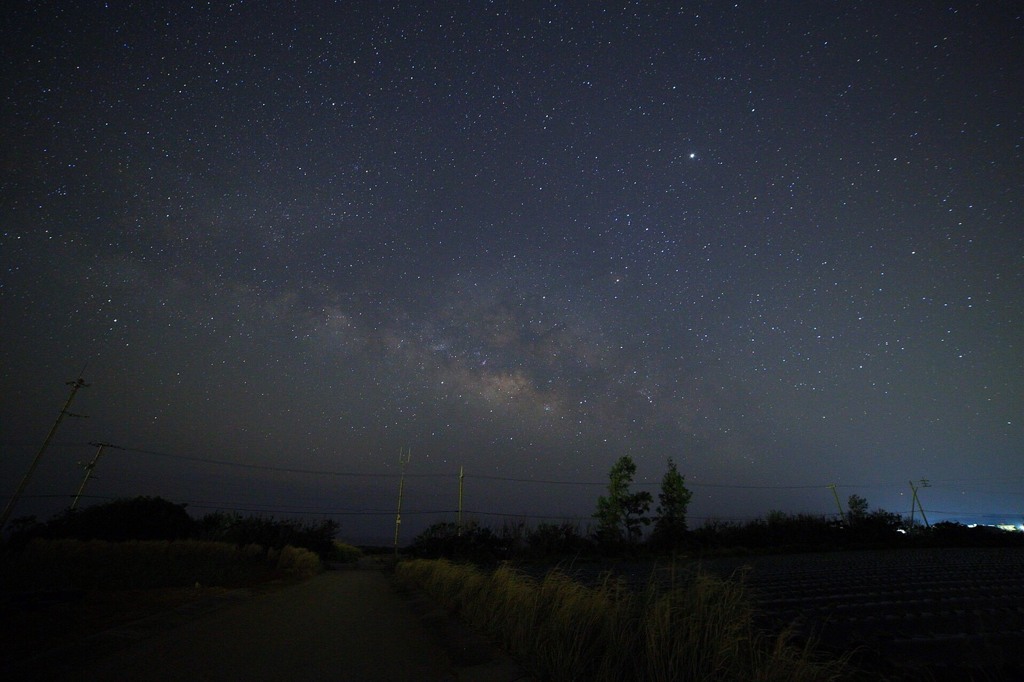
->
689;152;696;159
969;523;1023;532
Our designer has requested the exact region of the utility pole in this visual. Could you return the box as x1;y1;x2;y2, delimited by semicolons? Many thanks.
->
71;442;119;510
457;466;465;536
908;479;930;528
827;483;845;523
393;448;411;557
0;376;89;533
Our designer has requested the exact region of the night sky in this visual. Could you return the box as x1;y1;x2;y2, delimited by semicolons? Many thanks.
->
2;2;1022;543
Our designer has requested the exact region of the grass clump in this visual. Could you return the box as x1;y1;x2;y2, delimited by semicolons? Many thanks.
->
328;540;364;563
395;558;849;682
271;544;324;579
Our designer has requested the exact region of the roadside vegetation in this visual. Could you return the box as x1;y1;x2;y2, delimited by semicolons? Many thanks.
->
0;496;360;591
396;557;849;682
5;496;343;557
1;538;322;591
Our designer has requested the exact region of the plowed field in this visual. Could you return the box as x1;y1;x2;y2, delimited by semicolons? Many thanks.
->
698;548;1024;680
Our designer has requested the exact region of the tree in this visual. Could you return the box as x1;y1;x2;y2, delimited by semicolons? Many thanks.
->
650;457;693;550
846;494;870;523
594;456;652;547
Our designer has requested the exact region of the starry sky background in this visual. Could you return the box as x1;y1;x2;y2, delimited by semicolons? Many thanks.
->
2;2;1022;543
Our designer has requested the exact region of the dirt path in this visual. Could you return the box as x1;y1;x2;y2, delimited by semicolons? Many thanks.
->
8;568;532;682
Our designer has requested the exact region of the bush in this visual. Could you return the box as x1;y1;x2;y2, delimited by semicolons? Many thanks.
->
525;522;592;559
689;508;912;552
926;521;1023;547
0;538;320;590
406;521;509;562
273;545;323;578
846;508;905;545
329;540;363;563
12;497;197;546
197;513;339;558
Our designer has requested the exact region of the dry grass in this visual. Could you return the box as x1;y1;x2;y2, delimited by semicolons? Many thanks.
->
330;540;364;563
395;558;851;682
272;544;323;578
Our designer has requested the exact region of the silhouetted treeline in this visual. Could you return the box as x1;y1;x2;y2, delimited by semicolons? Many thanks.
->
195;511;338;558
406;513;1023;563
4;496;339;559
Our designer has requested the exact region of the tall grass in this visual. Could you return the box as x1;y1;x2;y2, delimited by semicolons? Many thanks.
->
395;559;849;682
0;538;322;591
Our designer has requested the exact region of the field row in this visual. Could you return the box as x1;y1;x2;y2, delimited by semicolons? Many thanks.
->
515;548;1024;677
703;548;1024;678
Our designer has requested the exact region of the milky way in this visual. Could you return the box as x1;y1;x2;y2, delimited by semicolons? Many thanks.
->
2;2;1021;541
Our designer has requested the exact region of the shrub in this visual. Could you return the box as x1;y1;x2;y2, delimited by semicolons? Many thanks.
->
275;545;323;578
406;521;509;562
524;522;592;559
197;513;339;558
17;497;197;544
926;521;1023;547
329;540;364;563
846;508;905;545
690;508;910;552
0;538;303;590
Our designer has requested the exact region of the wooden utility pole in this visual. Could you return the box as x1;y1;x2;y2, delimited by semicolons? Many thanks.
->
71;442;118;510
393;448;411;556
457;466;464;536
828;483;845;523
908;479;930;528
0;377;89;533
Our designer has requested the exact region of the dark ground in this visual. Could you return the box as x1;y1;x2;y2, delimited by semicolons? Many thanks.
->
2;559;533;682
5;548;1022;681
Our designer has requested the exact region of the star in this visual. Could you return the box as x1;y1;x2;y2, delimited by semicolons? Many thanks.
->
1;1;1020;540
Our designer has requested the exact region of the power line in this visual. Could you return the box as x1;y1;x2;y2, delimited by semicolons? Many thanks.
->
46;443;867;489
17;494;1019;527
462;509;591;521
185;503;451;517
110;445;451;479
16;440;1023;495
19;494;457;517
460;474;893;490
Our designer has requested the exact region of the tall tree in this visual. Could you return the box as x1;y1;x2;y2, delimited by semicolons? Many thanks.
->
846;493;870;523
594;456;652;546
651;458;693;550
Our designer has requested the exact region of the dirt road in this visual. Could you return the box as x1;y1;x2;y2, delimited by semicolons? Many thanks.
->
8;567;532;682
